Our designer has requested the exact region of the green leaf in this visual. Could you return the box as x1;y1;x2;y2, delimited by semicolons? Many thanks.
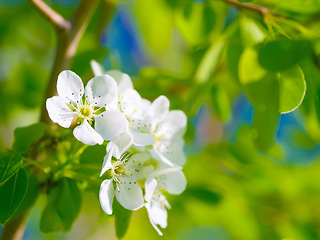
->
40;201;64;233
258;39;311;72
175;1;216;45
194;36;225;84
239;15;265;46
245;74;280;151
210;85;232;122
13;122;47;154
239;47;266;84
0;168;28;224
11;172;39;220
113;199;132;239
226;40;243;81
185;187;222;205
78;145;106;176
0;152;22;185
40;178;82;233
79;145;106;165
278;66;306;114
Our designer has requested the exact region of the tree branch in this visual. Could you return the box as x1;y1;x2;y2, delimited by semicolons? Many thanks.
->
221;0;274;16
38;0;101;123
0;213;28;240
27;0;71;32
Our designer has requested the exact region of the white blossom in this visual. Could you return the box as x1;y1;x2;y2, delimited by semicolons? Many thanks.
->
46;70;127;145
141;96;187;166
99;152;154;214
90;62;155;147
144;166;186;235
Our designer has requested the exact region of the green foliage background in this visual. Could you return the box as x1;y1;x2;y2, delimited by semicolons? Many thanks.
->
1;0;320;239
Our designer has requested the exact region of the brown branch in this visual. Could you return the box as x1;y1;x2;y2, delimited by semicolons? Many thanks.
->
221;0;273;16
27;0;71;32
38;0;101;123
0;213;28;240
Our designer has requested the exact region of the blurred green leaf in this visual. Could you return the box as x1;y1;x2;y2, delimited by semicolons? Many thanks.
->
210;85;232;122
113;199;132;239
258;39;311;71
194;36;225;84
13;122;47;154
239;47;266;84
0;152;22;185
79;145;106;165
240;15;265;46
185;187;222;205
135;0;174;51
226;40;243;81
279;66;306;113
245;74;279;151
40;178;81;233
175;1;216;46
40;199;64;233
71;47;108;78
77;144;106;176
0;168;28;225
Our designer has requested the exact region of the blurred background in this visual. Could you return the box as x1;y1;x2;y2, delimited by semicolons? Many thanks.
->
1;0;320;239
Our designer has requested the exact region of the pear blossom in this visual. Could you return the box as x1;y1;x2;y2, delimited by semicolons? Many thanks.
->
91;60;133;96
145;191;171;236
140;96;188;166
144;166;187;235
46;70;128;145
145;166;187;200
91;61;155;147
99;152;154;214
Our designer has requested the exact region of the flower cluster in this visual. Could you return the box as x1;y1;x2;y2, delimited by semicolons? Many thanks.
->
46;61;187;235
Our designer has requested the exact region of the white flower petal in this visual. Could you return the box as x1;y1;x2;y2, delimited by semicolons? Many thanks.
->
145;176;157;202
110;131;134;156
155;110;187;139
153;139;186;166
99;179;114;215
145;203;163;236
100;131;134;176
106;70;133;94
100;146;114;177
57;70;84;103
85;75;118;108
131;130;155;146
146;195;168;232
95;110;128;141
151;198;168;228
73;120;104;145
46;96;76;128
150;148;176;167
148;96;169;126
119;89;142;116
90;60;105;76
156;169;187;195
115;182;144;211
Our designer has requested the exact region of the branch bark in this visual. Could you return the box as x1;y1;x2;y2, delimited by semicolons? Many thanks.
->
1;1;103;240
221;0;274;16
27;0;71;32
0;213;28;240
36;0;101;123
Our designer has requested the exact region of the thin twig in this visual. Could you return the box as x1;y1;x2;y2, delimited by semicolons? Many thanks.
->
221;0;272;15
38;0;101;123
27;0;71;32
